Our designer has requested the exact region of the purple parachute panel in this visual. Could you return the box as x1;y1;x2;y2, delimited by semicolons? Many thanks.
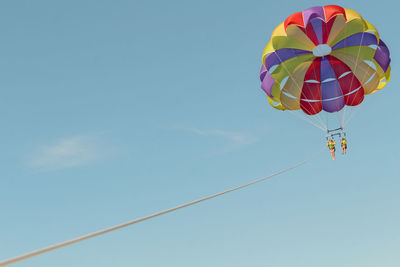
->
374;39;391;72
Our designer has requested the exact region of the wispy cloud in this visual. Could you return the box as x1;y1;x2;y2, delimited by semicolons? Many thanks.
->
27;135;111;171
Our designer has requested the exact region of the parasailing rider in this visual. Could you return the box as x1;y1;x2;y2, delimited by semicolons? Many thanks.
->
340;137;347;154
327;138;336;161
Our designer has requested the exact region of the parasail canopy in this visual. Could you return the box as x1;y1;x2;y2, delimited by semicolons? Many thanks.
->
259;5;391;116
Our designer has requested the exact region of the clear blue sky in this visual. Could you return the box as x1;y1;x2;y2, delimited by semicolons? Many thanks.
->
0;0;399;266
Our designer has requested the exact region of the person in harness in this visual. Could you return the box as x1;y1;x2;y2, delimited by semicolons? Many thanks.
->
340;137;347;154
327;138;336;161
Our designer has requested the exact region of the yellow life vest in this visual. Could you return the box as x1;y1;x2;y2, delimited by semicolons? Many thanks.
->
328;141;335;149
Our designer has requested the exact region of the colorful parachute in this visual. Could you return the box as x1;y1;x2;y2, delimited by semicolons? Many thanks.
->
259;5;391;115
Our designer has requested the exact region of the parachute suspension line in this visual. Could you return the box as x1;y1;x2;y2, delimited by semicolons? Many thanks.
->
288;72;326;131
310;58;327;131
308;55;328;130
276;46;327;130
340;108;346;129
274;52;326;130
329;37;346;132
333;19;351;131
343;31;374;128
344;36;370;128
314;108;327;130
287;66;324;130
341;27;366;128
315;113;327;131
288;110;326;131
336;108;344;129
341;18;351;128
291;108;326;131
326;112;330;133
319;19;334;132
343;105;361;127
302;108;326;131
345;51;367;128
342;106;347;128
333;96;341;129
313;39;336;129
0;150;323;267
323;111;328;131
332;55;342;128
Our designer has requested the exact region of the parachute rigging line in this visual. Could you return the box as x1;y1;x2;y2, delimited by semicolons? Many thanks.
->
288;110;327;131
0;150;322;267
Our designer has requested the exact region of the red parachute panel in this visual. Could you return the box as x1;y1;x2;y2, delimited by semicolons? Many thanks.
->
328;55;365;106
284;12;304;29
300;100;322;115
301;59;321;100
323;5;346;21
344;87;364;106
323;16;337;43
300;59;322;115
